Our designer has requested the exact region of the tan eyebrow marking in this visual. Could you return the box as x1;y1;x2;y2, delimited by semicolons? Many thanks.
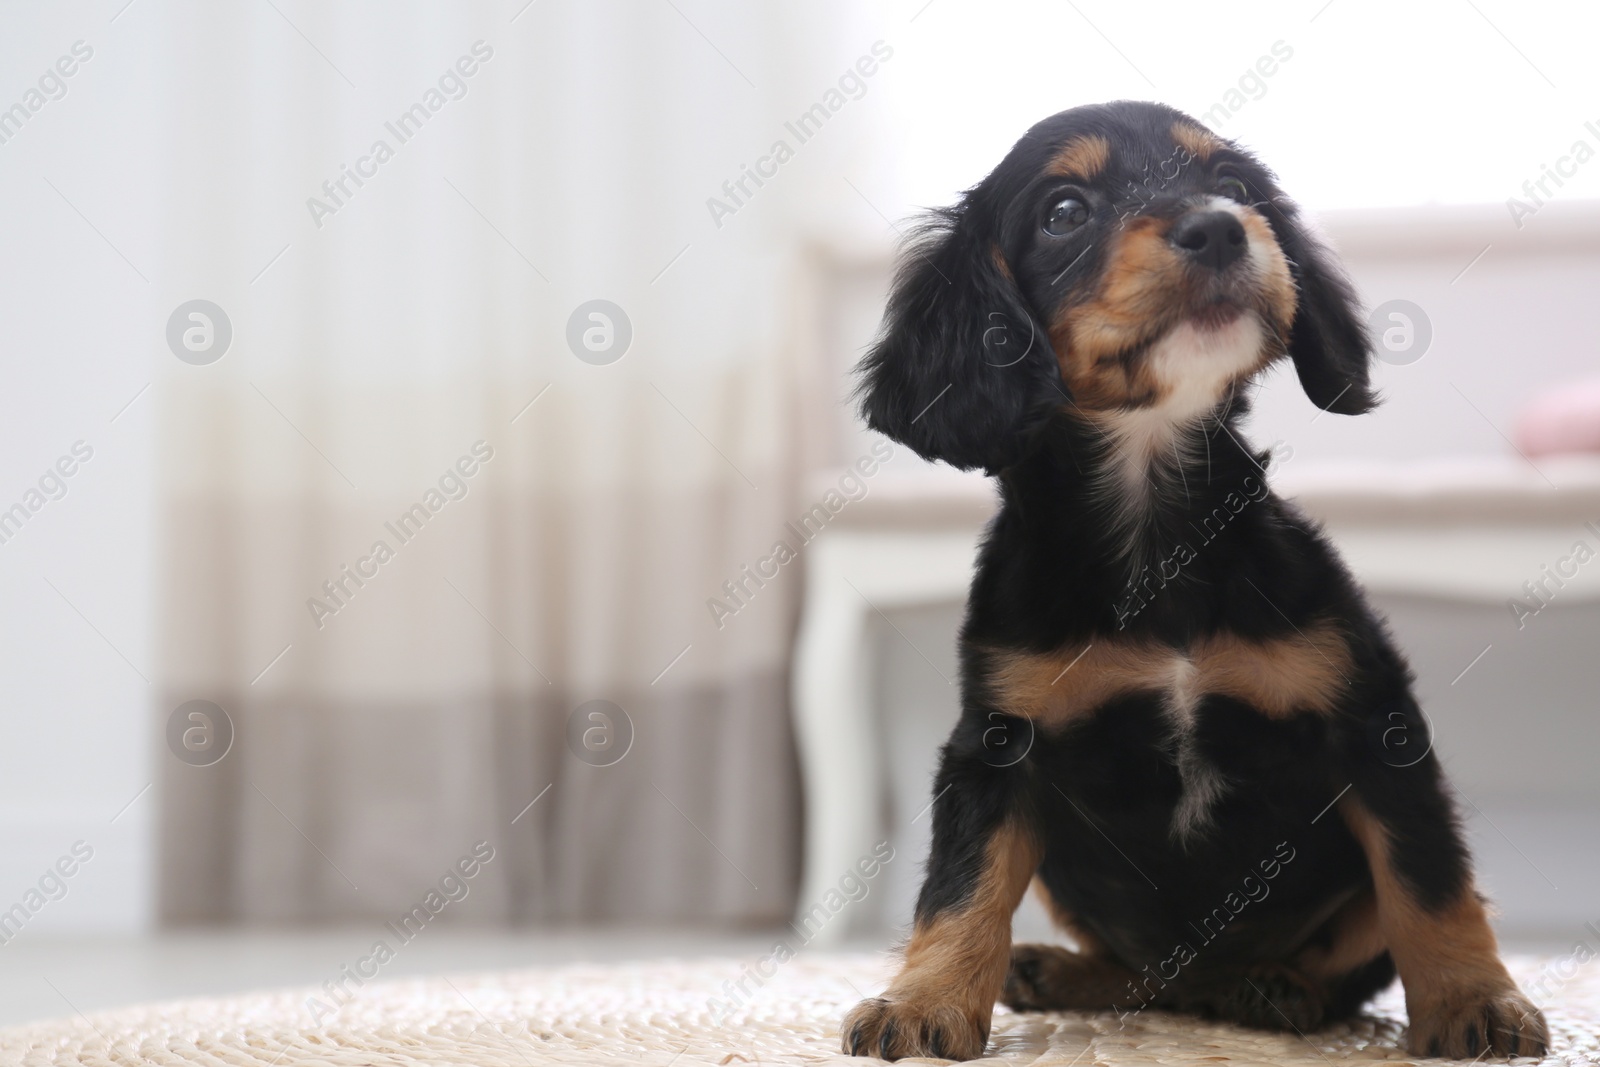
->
1171;121;1223;162
1047;135;1111;179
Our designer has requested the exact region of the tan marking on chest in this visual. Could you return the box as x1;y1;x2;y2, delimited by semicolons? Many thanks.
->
983;622;1352;726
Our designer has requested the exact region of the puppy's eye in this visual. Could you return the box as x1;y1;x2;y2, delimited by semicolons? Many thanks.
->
1043;197;1089;236
1218;176;1251;203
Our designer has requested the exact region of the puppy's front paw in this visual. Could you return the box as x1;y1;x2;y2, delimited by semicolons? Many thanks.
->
841;995;988;1061
1407;988;1548;1059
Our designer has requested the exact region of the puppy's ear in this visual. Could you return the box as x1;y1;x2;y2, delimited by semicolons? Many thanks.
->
856;207;1062;473
1274;204;1377;415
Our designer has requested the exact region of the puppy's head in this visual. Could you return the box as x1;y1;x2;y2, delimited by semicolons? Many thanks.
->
858;100;1374;473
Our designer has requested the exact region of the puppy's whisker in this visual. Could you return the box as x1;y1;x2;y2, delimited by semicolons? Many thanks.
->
1172;437;1190;505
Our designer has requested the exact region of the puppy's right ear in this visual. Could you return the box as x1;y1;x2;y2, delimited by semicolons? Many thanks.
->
855;207;1063;474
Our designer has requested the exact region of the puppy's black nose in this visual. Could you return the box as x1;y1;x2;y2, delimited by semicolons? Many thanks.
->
1169;210;1246;272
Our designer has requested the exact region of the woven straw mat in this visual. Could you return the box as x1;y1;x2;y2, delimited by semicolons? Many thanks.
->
1;954;1595;1066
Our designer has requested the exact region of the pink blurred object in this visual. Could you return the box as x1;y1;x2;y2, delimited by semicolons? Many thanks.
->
1515;378;1600;457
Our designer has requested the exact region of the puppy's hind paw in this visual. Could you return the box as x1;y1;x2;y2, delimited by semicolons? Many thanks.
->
1238;965;1327;1033
1002;943;1118;1012
1003;943;1062;1011
1168;965;1327;1033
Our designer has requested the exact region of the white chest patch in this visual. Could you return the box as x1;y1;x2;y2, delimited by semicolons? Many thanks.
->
1155;651;1229;845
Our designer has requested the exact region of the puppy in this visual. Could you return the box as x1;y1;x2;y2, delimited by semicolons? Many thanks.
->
841;101;1547;1062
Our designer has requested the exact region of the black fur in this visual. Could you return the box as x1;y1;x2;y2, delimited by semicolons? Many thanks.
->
843;102;1543;1062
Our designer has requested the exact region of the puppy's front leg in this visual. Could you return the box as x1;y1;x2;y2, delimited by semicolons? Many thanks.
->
1340;706;1548;1058
843;746;1040;1061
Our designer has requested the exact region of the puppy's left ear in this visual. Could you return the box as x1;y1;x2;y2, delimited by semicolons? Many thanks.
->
1274;204;1377;415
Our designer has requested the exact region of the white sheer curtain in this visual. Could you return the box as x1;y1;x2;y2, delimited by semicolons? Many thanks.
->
151;0;888;924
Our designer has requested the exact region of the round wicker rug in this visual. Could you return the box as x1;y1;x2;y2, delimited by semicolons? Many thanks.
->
0;954;1594;1066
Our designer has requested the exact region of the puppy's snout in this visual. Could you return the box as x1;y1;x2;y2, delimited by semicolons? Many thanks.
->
1169;210;1246;272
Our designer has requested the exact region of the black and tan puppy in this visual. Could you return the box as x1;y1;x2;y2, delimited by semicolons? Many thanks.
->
841;101;1547;1062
